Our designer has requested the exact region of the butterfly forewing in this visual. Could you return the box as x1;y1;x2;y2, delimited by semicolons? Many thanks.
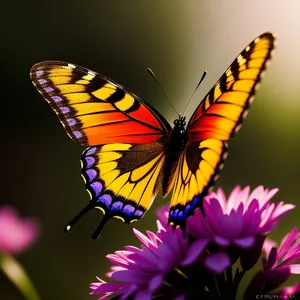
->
30;61;171;146
168;32;276;226
188;32;275;141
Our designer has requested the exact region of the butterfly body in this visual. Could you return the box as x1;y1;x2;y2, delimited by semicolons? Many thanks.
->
161;116;188;195
30;32;275;238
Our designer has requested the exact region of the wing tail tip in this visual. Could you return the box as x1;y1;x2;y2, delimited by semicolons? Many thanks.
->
91;215;110;239
64;202;94;234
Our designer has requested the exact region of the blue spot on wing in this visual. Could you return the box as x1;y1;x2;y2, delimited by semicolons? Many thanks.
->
97;194;112;208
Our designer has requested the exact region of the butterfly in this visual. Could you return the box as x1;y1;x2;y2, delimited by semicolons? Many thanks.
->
30;32;275;239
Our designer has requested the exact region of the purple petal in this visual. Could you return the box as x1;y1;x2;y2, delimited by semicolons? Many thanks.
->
111;269;149;283
226;185;242;212
265;247;278;271
124;245;143;253
214;236;230;247
90;282;124;294
133;290;152;300
119;285;138;300
237;186;250;207
181;239;209;266
146;230;160;247
234;236;255;248
106;254;129;267
271;202;295;223
204;252;231;273
236;202;244;214
156;220;167;232
127;250;160;271
106;266;126;278
218;214;243;239
264;267;291;291
205;197;224;220
281;252;300;266
148;274;163;292
289;264;300;274
263;238;277;257
278;228;299;260
133;228;158;252
243;200;261;234
156;205;169;227
260;188;279;208
203;200;225;234
98;295;111;300
248;186;264;206
283;236;300;258
157;243;178;271
187;208;213;239
215;188;227;210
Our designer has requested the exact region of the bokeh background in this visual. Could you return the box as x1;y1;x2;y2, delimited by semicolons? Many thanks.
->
1;0;300;299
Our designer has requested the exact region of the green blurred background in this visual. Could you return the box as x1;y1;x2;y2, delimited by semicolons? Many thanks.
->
1;0;300;299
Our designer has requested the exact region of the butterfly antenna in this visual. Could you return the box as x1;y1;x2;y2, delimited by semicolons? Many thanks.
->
64;203;93;233
147;68;179;116
182;70;207;116
91;215;110;240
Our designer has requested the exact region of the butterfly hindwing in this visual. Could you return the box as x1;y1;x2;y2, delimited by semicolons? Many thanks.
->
168;139;227;225
30;61;171;146
168;32;276;226
65;140;166;238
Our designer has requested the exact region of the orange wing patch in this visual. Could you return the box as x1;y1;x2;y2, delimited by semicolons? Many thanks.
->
188;32;275;142
30;61;171;146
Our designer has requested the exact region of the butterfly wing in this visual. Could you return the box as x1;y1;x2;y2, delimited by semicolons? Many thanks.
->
30;61;171;145
30;61;172;237
168;32;276;226
66;141;165;239
188;32;275;141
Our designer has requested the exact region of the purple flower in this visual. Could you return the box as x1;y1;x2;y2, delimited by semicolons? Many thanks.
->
245;227;300;298
263;227;300;275
158;205;231;274
187;186;294;249
155;204;169;229
90;220;208;299
0;206;39;254
90;186;299;300
186;186;294;272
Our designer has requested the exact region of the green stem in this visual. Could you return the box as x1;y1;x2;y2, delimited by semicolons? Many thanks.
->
233;268;245;295
0;251;40;300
